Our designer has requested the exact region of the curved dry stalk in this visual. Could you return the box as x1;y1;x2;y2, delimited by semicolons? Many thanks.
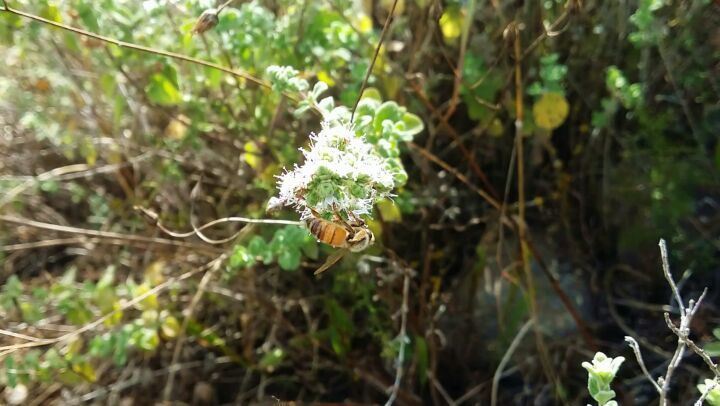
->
624;336;663;394
135;206;302;244
491;319;534;406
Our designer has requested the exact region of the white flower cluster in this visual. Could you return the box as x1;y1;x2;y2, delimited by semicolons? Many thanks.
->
273;122;394;217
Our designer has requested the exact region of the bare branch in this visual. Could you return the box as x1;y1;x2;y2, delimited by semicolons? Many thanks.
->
659;239;684;315
664;313;720;378
625;336;663;394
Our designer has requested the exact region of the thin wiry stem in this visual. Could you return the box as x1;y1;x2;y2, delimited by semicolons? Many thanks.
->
491;319;534;406
217;0;235;13
385;267;410;406
135;206;301;244
659;239;684;315
351;0;399;122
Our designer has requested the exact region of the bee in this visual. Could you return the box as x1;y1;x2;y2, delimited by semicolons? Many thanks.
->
305;208;374;275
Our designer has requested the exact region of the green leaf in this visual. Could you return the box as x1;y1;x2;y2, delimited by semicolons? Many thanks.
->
594;389;616;405
71;360;97;382
439;6;463;42
373;101;403;133
248;236;273;264
258;347;285;372
360;87;382;101
76;3;100;32
19;301;42;323
278;249;301;271
146;64;182;106
5;356;17;388
397;113;424;140
377;199;401;222
311;80;329;99
132;327;160;351
113;330;130;366
301;237;319;260
3;275;23;299
415;336;428;385
704;341;720;357
230;244;256;269
161;315;181;339
98;266;115;289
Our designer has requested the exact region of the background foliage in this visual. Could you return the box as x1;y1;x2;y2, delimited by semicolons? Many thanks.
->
1;0;719;404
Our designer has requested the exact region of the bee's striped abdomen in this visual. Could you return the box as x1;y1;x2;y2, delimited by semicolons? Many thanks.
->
307;218;348;248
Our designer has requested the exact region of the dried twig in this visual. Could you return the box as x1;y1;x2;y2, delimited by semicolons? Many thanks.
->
625;239;715;406
625;336;663;394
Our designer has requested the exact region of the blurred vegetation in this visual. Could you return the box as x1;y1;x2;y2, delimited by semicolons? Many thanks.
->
0;0;719;404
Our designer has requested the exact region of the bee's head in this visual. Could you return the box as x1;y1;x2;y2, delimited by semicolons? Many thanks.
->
348;227;374;252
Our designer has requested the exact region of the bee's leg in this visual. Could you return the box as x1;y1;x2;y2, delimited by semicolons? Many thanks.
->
331;206;355;237
347;210;365;227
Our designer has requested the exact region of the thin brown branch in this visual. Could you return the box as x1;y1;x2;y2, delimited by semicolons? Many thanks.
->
351;0;399;121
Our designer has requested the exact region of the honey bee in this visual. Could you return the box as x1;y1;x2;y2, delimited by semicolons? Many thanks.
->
305;208;374;275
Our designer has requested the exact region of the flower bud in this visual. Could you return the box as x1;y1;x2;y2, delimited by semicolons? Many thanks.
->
192;8;219;35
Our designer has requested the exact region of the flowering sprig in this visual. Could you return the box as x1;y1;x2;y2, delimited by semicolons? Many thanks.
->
274;122;395;217
265;65;424;220
582;352;625;406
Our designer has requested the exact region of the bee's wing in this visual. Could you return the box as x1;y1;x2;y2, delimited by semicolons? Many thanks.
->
314;249;348;276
